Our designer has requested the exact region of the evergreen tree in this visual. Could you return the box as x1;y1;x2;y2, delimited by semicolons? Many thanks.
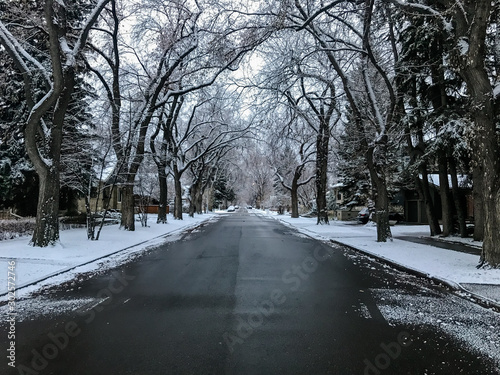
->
0;0;109;244
397;9;470;237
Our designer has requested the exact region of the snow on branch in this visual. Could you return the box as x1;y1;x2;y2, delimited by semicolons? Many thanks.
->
296;0;345;31
65;0;111;67
0;22;51;85
385;0;449;29
275;171;292;191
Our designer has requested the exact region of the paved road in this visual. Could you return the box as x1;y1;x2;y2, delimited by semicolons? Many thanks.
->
3;211;499;374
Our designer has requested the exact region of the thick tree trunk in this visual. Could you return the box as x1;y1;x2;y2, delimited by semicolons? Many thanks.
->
483;190;500;267
437;152;453;237
366;145;392;242
31;168;60;246
473;100;499;266
27;73;73;247
120;183;135;230
157;172;168;224
28;77;73;246
451;0;498;266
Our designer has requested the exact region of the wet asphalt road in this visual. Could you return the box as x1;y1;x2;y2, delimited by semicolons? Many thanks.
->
4;211;499;374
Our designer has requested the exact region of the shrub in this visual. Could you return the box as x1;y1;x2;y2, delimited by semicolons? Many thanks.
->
0;218;37;241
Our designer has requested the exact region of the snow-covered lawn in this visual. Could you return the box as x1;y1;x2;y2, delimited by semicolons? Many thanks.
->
258;211;500;289
0;213;217;300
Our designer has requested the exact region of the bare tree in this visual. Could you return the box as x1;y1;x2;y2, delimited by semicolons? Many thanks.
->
250;30;340;224
269;114;315;218
272;0;404;240
243;148;275;209
88;0;267;229
163;89;252;219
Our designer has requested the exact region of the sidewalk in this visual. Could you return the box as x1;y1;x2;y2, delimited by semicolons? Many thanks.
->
262;212;500;309
0;213;217;301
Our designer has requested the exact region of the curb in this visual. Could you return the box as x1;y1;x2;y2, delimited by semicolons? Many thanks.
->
329;239;500;312
0;217;215;299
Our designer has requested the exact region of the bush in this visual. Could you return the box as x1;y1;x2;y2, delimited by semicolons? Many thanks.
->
1;213;120;241
0;218;36;241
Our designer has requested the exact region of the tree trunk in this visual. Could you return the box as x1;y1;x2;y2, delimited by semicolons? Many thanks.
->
366;145;392;242
448;156;467;238
418;166;442;236
189;183;198;218
437;151;452;237
472;168;484;241
205;186;214;212
375;182;392;243
85;195;95;240
27;73;74;247
28;74;74;246
406;125;442;236
157;171;168;224
315;128;329;224
173;167;183;220
291;178;299;219
450;0;498;266
31;168;60;246
120;183;135;230
196;190;203;215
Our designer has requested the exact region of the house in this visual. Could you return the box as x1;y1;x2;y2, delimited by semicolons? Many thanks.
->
330;183;364;221
76;182;124;213
403;174;473;224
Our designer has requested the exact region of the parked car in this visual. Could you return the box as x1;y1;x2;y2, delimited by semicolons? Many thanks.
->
388;212;405;223
357;207;371;224
357;207;405;224
227;206;235;212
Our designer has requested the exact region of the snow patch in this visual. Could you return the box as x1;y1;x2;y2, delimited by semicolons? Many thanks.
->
494;83;500;99
371;288;500;368
0;297;96;324
458;38;469;55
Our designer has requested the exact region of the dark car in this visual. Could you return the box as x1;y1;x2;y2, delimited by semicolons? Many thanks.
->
357;207;404;224
357;207;371;224
389;212;405;223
